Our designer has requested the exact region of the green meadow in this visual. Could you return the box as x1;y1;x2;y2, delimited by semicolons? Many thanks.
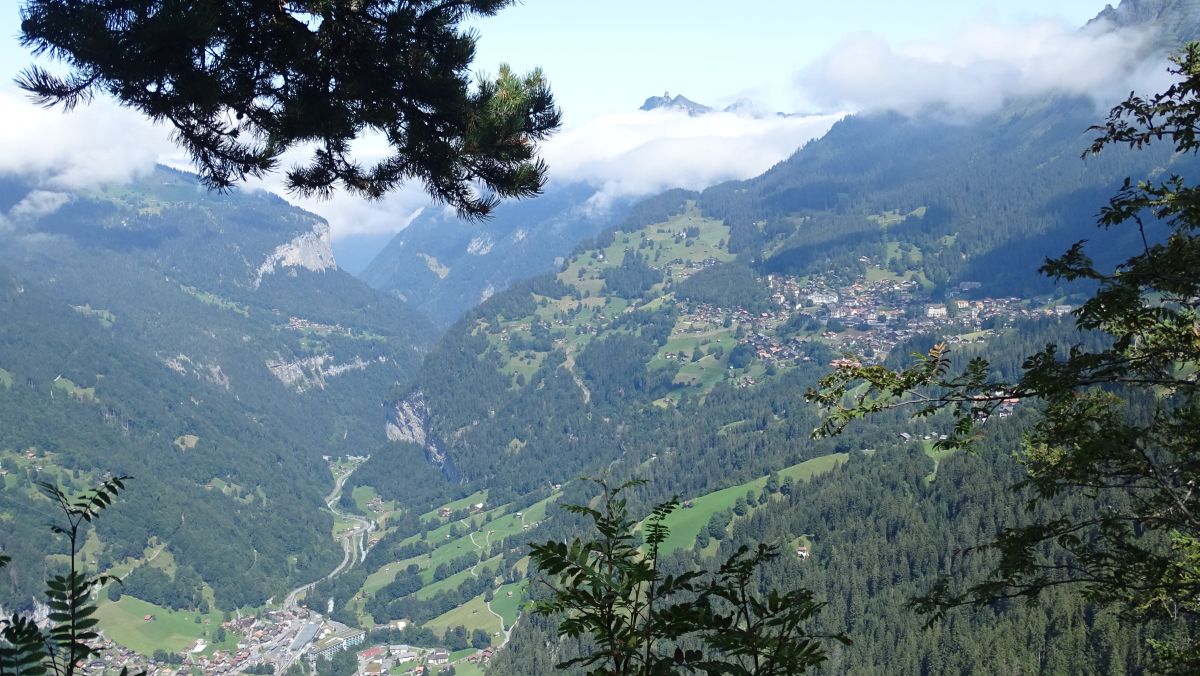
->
657;453;849;554
95;596;228;655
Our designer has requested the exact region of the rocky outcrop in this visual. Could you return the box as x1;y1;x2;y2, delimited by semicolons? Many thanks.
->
386;391;460;482
162;353;231;390
265;354;381;392
417;253;450;279
386;391;430;446
639;92;712;116
1089;0;1200;50
1092;0;1171;27
466;234;494;256
255;221;337;287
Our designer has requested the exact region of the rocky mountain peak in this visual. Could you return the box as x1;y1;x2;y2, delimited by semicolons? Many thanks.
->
1092;0;1172;27
1089;0;1200;48
639;91;712;116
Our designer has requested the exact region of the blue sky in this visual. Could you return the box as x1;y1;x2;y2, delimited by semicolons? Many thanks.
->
467;1;1108;121
0;1;1154;266
0;1;1112;120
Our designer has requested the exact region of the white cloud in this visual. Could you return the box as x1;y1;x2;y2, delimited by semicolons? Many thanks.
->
0;83;429;240
285;186;428;239
543;108;845;210
9;190;72;221
796;17;1163;116
239;131;433;240
253;108;847;239
0;86;175;189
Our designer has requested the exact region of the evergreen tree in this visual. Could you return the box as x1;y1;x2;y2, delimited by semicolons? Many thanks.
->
17;0;561;217
810;43;1200;670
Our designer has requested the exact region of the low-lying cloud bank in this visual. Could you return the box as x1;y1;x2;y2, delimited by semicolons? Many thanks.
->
796;16;1165;116
268;107;847;236
543;108;846;213
0;87;174;189
0;78;843;240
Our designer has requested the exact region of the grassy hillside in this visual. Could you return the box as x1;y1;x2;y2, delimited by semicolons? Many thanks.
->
95;597;237;656
657;453;849;554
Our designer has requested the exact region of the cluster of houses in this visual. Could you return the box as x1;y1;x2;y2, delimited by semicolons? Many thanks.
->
84;611;483;675
78;635;180;674
492;248;1074;391
88;602;499;675
83;606;377;674
437;501;486;520
756;274;1072;364
464;645;499;667
286;315;352;336
741;331;809;364
355;643;494;675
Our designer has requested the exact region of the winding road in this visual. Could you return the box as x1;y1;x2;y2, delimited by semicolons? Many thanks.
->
282;463;373;611
485;600;512;647
272;461;373;672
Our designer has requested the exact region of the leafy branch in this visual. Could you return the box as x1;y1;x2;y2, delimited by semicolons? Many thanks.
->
529;478;849;675
805;42;1200;672
0;476;143;676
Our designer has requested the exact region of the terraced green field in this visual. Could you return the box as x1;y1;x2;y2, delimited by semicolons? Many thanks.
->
420;490;487;521
416;554;502;600
180;284;249;316
350;485;383;513
423;594;502;644
657;453;849;554
452;661;486;676
468;205;755;401
922;439;959;483
354;493;558;628
490;581;526;627
53;376;95;402
70;303;116;327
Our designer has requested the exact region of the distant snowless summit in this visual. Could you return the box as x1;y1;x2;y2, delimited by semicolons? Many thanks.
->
639;91;799;118
1090;0;1200;49
1094;0;1185;26
639;91;712;115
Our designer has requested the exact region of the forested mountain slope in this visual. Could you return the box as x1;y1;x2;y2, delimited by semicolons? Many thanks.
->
0;166;434;610
369;88;1183;498
342;19;1200;672
704;98;1186;294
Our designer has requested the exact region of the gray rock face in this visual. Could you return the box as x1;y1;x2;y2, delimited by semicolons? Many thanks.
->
255;221;338;287
1092;0;1170;27
265;353;377;392
386;390;430;446
1089;0;1200;49
386;391;458;480
639;92;712;116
